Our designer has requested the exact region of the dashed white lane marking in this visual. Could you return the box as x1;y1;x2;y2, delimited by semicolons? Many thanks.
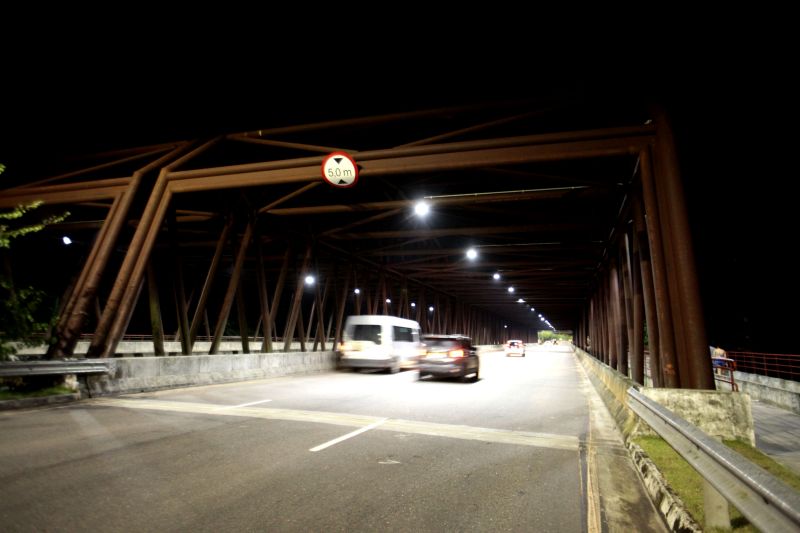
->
91;398;579;452
212;399;272;410
309;418;387;452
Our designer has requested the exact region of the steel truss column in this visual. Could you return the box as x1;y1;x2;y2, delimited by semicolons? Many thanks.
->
146;259;165;355
283;244;313;352
236;283;250;354
610;255;628;375
640;147;679;387
624;231;646;385
89;140;218;358
50;145;190;358
652;108;714;389
633;193;662;387
210;219;254;355
334;266;351;346
255;234;273;353
187;215;234;349
269;247;291;348
168;208;191;355
312;265;329;351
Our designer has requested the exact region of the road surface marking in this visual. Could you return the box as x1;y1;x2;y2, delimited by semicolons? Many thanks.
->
309;419;387;452
91;398;579;451
212;399;272;410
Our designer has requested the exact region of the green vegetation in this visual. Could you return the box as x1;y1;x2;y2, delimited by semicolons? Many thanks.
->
634;435;800;531
0;384;75;401
537;330;572;343
0;163;69;360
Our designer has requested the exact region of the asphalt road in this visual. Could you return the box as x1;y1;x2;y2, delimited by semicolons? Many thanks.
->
0;347;666;532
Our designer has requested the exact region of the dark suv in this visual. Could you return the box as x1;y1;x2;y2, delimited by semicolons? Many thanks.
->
418;335;479;382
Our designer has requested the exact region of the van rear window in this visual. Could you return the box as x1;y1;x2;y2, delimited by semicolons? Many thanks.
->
352;324;382;344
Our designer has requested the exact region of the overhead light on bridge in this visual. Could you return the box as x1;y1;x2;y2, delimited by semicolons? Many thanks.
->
530;307;535;312
354;288;361;294
62;236;72;245
466;248;478;260
507;287;515;293
517;298;525;303
410;302;416;308
414;201;430;217
428;306;434;312
304;275;315;286
385;298;391;304
493;272;501;280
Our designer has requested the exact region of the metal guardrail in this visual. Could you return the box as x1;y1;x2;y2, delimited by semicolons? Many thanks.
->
627;387;800;532
0;360;112;377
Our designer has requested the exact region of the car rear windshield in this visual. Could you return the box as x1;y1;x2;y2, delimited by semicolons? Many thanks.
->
425;339;465;349
351;324;382;344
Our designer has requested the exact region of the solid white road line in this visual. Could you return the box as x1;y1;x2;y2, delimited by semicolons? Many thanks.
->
91;398;579;451
309;419;388;452
212;399;273;410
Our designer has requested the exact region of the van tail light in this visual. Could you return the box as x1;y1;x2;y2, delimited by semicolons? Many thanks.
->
448;349;465;358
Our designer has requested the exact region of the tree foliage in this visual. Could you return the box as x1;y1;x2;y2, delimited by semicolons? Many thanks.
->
0;163;69;359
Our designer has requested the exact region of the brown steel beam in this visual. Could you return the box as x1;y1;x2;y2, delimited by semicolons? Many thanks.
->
146;259;165;356
334;266;351;346
172;124;654;181
330;223;591;241
256;234;273;353
210;220;253;355
17;146;177;189
319;209;403;238
269;248;291;347
0;180;129;208
257;182;321;214
228;134;357;155
236;283;250;354
283;244;312;351
652;107;714;390
51;145;189;357
397;110;551;148
265;187;587;216
169;209;191;355
640;147;679;387
90;140;219;357
188;216;234;348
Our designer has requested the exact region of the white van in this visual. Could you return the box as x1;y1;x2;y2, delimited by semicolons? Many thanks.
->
337;315;424;373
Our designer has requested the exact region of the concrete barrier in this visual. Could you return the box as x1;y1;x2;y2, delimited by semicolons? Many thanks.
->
731;371;800;414
574;347;754;444
84;351;337;396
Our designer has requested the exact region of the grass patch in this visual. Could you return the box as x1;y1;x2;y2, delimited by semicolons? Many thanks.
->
0;385;75;401
635;435;800;532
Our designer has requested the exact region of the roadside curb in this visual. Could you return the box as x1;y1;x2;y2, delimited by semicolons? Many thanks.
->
0;393;81;411
627;441;703;532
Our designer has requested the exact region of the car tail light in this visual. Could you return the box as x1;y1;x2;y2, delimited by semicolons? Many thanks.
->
448;349;465;358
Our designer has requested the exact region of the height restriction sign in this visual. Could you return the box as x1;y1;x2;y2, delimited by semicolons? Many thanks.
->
321;152;358;188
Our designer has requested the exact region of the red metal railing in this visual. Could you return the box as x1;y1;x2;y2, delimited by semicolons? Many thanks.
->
712;356;738;391
728;351;800;383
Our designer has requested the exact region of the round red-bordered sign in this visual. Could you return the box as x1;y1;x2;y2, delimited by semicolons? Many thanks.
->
321;152;358;188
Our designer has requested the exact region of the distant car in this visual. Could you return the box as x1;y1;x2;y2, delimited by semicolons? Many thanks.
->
418;335;480;382
505;340;525;357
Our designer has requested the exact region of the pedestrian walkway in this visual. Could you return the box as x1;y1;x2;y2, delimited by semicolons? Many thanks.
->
751;400;800;475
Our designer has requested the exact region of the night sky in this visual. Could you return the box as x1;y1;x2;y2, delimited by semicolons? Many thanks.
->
1;47;795;354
